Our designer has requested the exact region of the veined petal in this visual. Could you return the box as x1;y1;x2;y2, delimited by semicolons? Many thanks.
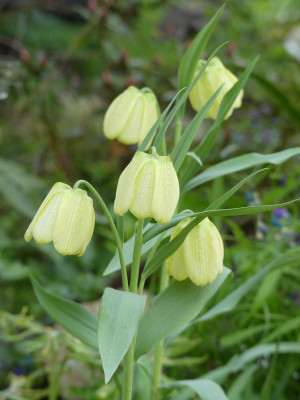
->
32;191;66;244
129;159;156;220
138;93;159;145
114;152;148;216
166;219;190;281
24;182;71;242
53;189;95;256
103;86;138;140
77;196;95;256
118;96;144;144
151;157;179;224
185;218;223;286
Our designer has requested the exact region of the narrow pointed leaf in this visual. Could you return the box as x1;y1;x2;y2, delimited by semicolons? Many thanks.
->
181;56;259;187
161;379;228;400
171;84;224;172
30;273;98;348
178;5;225;88
98;288;146;383
185;147;300;192
134;268;231;359
138;89;185;152
153;42;228;151
141;198;299;280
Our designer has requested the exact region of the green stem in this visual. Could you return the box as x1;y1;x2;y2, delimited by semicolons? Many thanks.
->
152;264;169;395
175;114;183;145
130;219;144;293
122;218;145;399
122;343;134;400
73;180;129;292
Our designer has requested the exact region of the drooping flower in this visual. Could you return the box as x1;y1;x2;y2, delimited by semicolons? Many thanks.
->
189;57;243;120
103;86;159;146
114;150;179;224
166;217;224;286
25;183;95;256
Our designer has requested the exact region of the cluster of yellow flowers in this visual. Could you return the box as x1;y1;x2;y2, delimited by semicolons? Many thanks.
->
25;57;240;287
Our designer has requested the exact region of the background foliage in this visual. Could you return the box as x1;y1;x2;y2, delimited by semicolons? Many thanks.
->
0;0;299;399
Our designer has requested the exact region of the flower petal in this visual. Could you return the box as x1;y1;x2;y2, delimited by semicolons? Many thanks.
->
24;182;71;242
114;152;148;216
151;157;179;224
53;189;95;256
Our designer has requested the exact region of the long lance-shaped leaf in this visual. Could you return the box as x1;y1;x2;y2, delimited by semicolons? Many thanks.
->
144;168;268;243
161;379;228;400
105;170;265;276
153;42;228;151
29;273;98;348
166;247;300;343
185;147;300;192
138;88;185;152
180;56;259;187
171;84;224;172
135;268;231;359
141;198;299;280
178;5;225;89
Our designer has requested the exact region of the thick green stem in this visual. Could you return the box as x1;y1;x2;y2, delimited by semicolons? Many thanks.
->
122;343;134;400
130;219;144;293
152;264;169;395
73;180;129;292
122;218;145;399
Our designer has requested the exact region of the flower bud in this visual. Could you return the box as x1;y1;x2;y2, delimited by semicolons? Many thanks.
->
189;57;243;120
114;150;179;224
103;86;160;146
25;183;95;256
166;217;224;286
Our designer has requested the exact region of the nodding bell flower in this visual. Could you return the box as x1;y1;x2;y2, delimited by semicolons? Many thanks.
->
114;149;179;224
103;86;160;146
189;57;243;120
24;183;95;256
166;217;224;286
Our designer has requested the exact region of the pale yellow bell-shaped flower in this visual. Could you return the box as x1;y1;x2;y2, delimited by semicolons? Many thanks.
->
189;57;243;120
166;217;224;286
25;183;95;256
103;86;160;146
114;150;179;224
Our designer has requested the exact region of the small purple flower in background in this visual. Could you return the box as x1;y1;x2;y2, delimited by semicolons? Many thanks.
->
295;234;300;245
251;109;261;121
273;208;289;219
13;366;24;375
279;176;286;186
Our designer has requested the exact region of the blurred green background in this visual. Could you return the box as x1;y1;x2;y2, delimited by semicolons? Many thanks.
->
0;0;299;399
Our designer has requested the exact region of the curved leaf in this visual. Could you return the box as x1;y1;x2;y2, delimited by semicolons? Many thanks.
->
30;273;98;348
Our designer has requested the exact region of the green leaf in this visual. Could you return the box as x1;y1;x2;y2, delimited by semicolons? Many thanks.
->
161;379;228;400
185;147;300;192
171;84;224;172
103;230;160;276
261;316;300;344
97;288;146;383
178;5;225;89
141;199;299;280
30;273;98;348
192;248;300;325
204;342;300;384
227;365;257;400
153;42;228;152
138;88;185;152
134;267;231;359
180;56;259;187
